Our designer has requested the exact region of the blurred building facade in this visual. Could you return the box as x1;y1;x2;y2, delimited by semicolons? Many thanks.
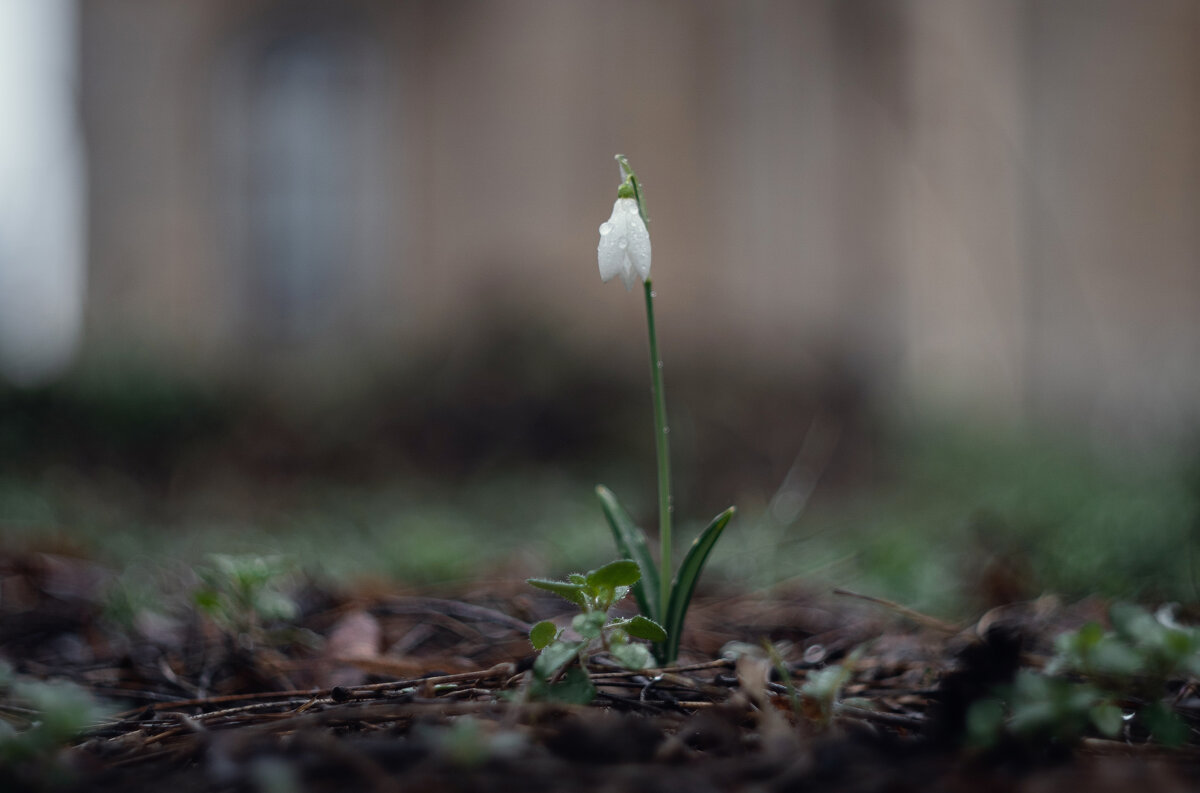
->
76;0;1200;446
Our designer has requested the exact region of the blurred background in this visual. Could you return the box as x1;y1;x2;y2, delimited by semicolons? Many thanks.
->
2;0;1199;615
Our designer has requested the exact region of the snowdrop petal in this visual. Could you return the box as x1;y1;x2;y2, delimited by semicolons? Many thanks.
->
597;198;651;289
597;220;625;284
619;261;638;290
625;208;652;282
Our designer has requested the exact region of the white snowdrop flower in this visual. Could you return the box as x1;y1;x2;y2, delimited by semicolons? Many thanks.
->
597;197;652;290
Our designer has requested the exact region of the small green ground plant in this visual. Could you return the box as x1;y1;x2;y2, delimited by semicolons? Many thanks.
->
969;602;1200;748
588;155;736;665
1046;602;1199;744
526;560;666;703
193;553;297;643
758;641;863;731
967;670;1123;749
0;661;109;784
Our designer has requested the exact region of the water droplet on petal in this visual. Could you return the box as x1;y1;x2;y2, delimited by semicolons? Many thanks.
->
599;222;613;235
618;237;628;249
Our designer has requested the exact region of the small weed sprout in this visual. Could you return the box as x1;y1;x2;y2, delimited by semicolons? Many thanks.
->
730;641;863;731
423;716;525;769
762;641;804;722
194;554;298;643
969;602;1199;749
526;560;666;703
1048;602;1200;683
0;661;110;780
592;155;736;666
967;671;1122;750
1047;602;1199;745
797;648;863;730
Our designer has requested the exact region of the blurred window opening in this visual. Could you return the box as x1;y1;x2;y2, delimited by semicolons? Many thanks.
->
219;11;388;348
251;34;349;342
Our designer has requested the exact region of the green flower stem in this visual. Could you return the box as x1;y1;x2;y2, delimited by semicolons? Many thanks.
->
616;154;673;623
643;278;672;617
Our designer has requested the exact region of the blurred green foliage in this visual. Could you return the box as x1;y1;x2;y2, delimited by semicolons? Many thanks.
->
0;358;230;477
969;602;1200;750
721;421;1198;615
966;670;1122;750
0;353;1196;618
0;661;109;782
194;554;298;640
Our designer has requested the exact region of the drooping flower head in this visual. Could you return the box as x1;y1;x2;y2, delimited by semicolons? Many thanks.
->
597;158;651;290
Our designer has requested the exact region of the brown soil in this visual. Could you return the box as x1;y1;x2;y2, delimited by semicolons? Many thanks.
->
2;550;1198;792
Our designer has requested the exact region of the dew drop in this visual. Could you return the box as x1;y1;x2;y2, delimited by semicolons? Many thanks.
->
663;426;670;434
656;361;663;369
599;222;613;235
803;644;827;664
618;237;628;249
650;291;657;298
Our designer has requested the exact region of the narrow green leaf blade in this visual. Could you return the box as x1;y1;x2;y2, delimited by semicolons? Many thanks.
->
596;485;660;623
527;578;587;607
663;506;735;665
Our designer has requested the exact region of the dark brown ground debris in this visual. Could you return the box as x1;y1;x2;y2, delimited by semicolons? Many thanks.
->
2;550;1199;793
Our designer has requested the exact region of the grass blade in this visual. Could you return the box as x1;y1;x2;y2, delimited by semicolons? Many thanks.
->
595;485;660;624
663;506;735;664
